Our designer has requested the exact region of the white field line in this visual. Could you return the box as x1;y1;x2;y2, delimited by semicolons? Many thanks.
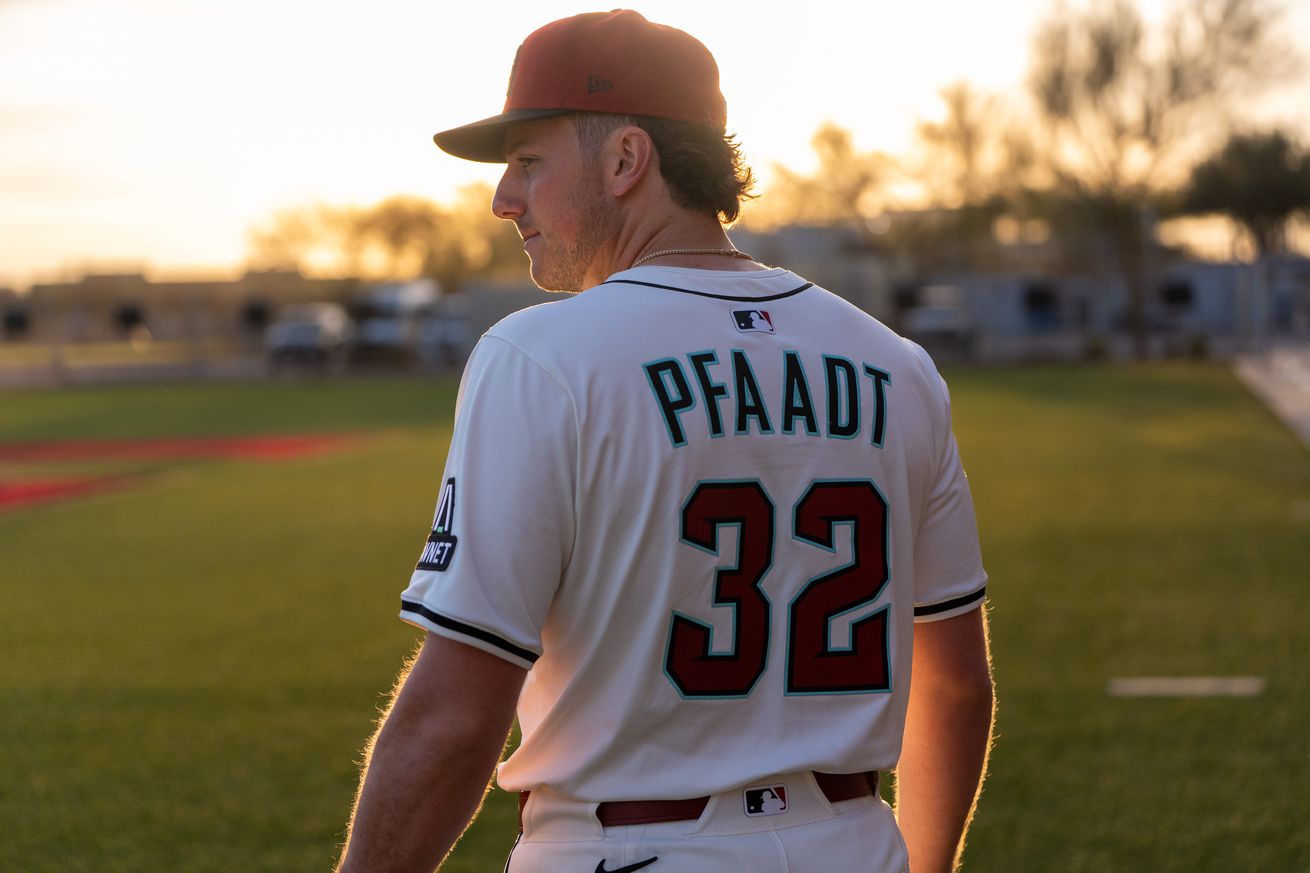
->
1234;354;1310;450
1106;676;1266;698
1270;350;1310;387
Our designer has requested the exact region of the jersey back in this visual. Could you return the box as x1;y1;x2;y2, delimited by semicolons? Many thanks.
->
401;266;987;801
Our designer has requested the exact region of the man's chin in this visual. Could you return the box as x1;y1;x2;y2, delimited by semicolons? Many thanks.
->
529;263;585;295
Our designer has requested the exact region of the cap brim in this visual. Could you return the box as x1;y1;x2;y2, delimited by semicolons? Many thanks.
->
433;108;573;162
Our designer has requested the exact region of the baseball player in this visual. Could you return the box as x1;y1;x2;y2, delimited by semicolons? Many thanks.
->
337;10;993;873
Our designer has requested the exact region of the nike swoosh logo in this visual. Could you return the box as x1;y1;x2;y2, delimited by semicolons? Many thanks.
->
595;857;658;873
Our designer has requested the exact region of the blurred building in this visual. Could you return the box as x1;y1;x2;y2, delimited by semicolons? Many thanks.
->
22;269;356;345
915;256;1310;361
7;226;1308;375
738;219;1310;362
732;224;894;319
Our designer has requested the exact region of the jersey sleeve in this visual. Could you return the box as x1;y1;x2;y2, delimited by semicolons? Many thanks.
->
907;345;988;623
399;333;577;669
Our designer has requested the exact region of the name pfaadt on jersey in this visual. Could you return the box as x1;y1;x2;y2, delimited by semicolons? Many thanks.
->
642;349;891;448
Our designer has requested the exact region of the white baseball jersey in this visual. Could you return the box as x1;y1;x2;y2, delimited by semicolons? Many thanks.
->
400;265;987;801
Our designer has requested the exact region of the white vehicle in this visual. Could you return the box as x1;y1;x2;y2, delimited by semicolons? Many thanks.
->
349;279;442;365
264;302;352;367
415;295;473;370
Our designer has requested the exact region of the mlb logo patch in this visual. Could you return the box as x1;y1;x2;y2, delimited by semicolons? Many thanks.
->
743;784;788;817
732;309;775;334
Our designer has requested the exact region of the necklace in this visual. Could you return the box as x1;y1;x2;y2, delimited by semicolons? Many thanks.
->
630;247;755;269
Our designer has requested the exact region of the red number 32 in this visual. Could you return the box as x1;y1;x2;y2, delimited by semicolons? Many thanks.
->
664;479;891;698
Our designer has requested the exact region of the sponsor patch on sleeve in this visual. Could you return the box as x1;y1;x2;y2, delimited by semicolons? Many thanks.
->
416;477;458;571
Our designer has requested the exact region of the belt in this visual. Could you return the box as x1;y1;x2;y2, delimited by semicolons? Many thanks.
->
518;770;878;830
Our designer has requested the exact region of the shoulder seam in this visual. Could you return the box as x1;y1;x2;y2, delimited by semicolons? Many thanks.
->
479;332;573;399
474;333;582;571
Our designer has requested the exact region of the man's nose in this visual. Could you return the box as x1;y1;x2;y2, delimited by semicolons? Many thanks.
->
492;170;523;222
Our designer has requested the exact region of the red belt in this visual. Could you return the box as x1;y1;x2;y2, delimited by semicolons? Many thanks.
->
518;771;878;830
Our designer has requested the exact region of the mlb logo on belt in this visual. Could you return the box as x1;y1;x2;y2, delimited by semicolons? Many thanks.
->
732;309;775;334
743;784;788;817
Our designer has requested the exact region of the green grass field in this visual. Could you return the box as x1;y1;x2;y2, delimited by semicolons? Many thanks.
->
2;365;1307;872
0;339;244;369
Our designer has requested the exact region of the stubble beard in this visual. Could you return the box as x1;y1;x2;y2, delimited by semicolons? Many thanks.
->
529;174;618;294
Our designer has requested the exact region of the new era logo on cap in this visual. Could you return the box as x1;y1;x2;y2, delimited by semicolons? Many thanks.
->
587;74;614;94
732;309;775;334
743;785;788;817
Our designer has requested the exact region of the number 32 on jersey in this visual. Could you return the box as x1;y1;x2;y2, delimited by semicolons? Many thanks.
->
665;479;891;699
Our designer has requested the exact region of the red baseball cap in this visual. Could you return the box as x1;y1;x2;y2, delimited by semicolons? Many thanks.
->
433;10;727;163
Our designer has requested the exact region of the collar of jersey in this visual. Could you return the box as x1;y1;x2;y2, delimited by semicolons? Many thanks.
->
597;265;811;301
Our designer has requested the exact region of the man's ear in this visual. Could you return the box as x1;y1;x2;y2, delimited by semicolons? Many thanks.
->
605;126;655;198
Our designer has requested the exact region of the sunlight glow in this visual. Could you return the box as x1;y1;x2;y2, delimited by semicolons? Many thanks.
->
2;0;1307;288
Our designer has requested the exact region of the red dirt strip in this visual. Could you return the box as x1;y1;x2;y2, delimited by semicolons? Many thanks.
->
0;475;139;512
0;433;365;513
0;433;361;463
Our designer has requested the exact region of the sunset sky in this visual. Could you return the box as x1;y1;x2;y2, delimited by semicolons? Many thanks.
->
3;0;1308;291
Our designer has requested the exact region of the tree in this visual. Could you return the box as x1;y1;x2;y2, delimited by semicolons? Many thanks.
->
908;82;1040;272
747;123;892;228
352;196;447;279
246;184;526;291
1180;130;1310;258
916;82;1011;208
1026;0;1295;354
248;203;360;277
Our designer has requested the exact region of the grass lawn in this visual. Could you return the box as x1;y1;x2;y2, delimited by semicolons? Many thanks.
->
0;339;245;369
947;364;1310;872
1;364;1306;872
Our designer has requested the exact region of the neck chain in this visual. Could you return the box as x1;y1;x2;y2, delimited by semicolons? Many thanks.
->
630;247;755;269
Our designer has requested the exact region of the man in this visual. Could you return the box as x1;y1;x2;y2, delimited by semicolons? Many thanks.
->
337;10;993;873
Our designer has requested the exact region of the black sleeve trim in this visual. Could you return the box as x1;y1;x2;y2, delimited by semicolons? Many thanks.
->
599;278;813;302
913;584;987;617
400;599;540;664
